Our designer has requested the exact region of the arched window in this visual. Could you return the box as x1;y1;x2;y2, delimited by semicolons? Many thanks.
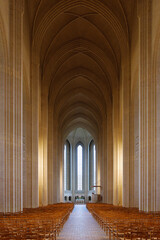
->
93;144;96;187
64;144;67;191
89;140;96;190
64;140;71;191
77;143;83;191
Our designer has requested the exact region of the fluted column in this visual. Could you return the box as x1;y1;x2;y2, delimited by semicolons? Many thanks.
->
72;143;76;196
89;141;94;190
0;11;7;212
156;47;160;211
113;86;121;205
9;0;24;212
59;137;64;202
23;101;32;208
48;109;52;204
48;106;58;204
101;120;107;203
66;141;71;190
31;55;40;208
138;0;152;211
84;142;88;199
0;0;24;213
39;87;48;206
122;52;130;208
107;109;113;204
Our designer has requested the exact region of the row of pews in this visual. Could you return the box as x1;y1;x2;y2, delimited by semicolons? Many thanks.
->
87;203;160;239
0;203;74;239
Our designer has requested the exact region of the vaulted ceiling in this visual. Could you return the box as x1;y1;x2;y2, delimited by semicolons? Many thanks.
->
27;0;135;139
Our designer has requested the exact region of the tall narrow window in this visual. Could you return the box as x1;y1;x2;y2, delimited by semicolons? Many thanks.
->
93;144;96;186
77;145;83;191
64;144;67;191
64;140;71;191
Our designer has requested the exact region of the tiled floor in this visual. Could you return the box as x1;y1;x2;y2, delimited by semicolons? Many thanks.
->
57;205;108;240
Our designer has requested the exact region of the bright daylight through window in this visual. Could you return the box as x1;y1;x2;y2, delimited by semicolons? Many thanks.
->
64;144;66;191
77;145;83;191
94;144;96;186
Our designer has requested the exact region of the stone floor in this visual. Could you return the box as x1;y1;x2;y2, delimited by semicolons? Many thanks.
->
57;205;108;240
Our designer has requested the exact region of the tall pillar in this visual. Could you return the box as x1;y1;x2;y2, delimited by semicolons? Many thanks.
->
48;106;58;204
101;118;108;203
156;46;160;211
23;100;32;208
138;0;152;211
31;57;40;208
0;0;24;212
122;53;130;208
66;141;71;191
113;86;120;205
59;139;64;202
0;11;7;212
72;142;76;197
89;141;94;190
9;0;24;212
107;109;113;204
84;141;89;200
39;87;48;206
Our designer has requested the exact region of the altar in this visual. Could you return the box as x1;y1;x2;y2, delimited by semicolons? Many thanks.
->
76;199;85;204
75;196;85;204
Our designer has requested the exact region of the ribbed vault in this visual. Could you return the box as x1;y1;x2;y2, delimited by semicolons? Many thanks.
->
27;0;135;203
29;0;132;137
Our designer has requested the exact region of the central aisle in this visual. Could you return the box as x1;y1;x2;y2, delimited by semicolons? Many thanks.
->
57;205;107;240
